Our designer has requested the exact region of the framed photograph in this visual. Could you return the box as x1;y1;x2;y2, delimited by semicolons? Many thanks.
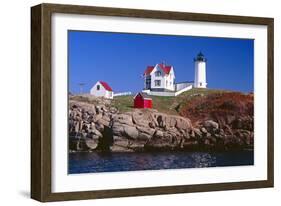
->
31;3;274;202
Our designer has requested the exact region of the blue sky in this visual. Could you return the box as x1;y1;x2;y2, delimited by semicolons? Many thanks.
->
68;30;254;94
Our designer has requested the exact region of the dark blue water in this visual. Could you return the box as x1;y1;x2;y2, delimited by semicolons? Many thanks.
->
68;151;254;174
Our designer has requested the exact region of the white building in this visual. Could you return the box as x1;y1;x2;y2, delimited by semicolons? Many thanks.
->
142;53;207;96
90;81;114;99
143;63;175;92
194;52;207;88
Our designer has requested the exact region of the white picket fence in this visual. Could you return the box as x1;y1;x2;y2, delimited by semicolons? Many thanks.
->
175;85;193;96
113;92;132;97
143;84;193;97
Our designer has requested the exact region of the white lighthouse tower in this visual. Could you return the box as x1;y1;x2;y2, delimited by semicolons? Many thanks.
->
194;52;207;88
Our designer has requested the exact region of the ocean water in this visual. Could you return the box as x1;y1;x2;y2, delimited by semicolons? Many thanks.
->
68;151;254;174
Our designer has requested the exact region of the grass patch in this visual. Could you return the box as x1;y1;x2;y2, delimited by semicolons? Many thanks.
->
112;88;230;114
70;88;232;114
111;95;134;112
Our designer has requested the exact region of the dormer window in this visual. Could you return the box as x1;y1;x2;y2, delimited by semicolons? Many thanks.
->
155;71;161;77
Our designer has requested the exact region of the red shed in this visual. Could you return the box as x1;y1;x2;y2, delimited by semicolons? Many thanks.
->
134;92;152;109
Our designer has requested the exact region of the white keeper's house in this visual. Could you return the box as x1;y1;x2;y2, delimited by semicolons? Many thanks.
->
90;81;114;99
143;63;175;92
142;52;207;96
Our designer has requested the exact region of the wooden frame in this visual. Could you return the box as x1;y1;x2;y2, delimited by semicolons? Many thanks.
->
31;3;274;202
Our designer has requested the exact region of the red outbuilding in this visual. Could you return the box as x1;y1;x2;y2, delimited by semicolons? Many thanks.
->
134;92;152;109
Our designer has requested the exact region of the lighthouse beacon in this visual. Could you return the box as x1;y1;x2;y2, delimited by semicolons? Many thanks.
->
194;52;207;88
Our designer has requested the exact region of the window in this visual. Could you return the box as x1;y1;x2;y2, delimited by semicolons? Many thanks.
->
155;71;161;77
200;83;202;86
155;80;161;86
97;85;100;90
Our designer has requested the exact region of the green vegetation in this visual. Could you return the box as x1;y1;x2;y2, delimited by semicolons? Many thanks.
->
70;88;249;118
69;88;238;114
112;88;231;114
111;95;134;112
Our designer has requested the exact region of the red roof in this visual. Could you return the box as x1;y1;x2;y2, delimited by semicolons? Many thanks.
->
143;64;172;75
134;92;152;100
158;64;172;74
99;81;113;91
143;66;154;75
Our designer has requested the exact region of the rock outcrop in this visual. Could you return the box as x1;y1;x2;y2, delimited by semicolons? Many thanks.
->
69;93;254;153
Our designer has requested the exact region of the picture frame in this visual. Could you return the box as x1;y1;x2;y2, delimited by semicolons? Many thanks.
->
31;3;274;202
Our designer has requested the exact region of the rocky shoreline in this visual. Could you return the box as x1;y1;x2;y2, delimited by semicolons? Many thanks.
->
69;94;254;153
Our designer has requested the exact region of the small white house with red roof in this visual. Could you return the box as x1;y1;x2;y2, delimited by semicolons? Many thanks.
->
143;63;175;92
90;81;114;99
